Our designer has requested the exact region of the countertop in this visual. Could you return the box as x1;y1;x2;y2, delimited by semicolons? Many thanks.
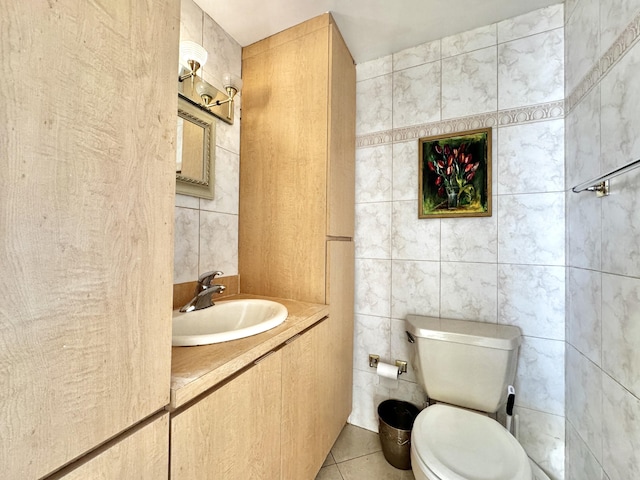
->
169;294;329;410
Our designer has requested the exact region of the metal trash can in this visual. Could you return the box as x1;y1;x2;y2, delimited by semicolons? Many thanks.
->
377;399;419;470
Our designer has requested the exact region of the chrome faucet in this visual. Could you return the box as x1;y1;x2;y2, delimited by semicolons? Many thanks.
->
180;270;226;312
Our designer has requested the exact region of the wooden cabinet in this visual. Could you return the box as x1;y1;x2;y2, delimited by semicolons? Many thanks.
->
0;1;178;478
171;350;283;480
239;13;356;304
53;414;169;480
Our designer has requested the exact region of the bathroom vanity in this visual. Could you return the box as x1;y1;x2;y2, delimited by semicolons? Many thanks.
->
168;295;338;479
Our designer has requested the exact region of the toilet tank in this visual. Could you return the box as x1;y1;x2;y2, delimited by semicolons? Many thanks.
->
406;315;521;413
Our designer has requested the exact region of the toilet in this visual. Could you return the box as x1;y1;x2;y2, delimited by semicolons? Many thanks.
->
406;314;541;480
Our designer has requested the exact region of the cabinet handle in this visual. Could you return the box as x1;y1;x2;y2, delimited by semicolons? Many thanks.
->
285;334;301;345
254;351;276;365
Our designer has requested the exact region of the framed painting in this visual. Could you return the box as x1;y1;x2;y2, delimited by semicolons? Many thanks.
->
419;127;492;218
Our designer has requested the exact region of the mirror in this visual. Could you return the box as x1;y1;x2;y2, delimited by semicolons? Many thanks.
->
176;93;215;199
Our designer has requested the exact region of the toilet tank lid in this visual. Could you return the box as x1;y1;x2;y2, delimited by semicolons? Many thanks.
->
406;315;521;350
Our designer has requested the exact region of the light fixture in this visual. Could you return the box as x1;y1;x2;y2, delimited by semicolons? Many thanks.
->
178;41;208;82
195;73;243;119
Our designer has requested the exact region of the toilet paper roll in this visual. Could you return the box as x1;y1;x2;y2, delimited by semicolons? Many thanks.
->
376;361;400;380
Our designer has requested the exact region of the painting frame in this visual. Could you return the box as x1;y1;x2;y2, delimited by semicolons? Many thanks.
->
418;127;492;218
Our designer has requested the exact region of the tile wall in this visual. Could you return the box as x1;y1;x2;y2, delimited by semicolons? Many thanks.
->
173;0;242;283
564;1;640;479
352;5;566;479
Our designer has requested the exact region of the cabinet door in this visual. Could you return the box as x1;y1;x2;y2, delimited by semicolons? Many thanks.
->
1;1;177;478
327;23;356;238
281;318;334;479
326;240;355;428
239;23;330;304
170;350;282;480
54;413;169;480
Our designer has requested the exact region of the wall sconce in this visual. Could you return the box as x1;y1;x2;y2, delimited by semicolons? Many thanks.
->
178;41;208;82
196;73;243;120
176;41;241;124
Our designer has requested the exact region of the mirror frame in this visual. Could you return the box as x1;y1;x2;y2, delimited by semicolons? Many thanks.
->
176;93;216;199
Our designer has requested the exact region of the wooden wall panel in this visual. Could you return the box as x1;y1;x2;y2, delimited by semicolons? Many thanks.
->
0;1;179;478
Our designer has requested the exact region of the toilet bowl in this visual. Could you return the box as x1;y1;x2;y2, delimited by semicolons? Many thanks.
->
410;404;532;480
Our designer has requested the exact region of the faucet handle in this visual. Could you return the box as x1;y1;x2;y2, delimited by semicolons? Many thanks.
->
197;270;224;288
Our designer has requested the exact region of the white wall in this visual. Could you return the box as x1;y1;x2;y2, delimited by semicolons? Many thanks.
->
173;0;242;283
564;1;640;478
351;5;566;479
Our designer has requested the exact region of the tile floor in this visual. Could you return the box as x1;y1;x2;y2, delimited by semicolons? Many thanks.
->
315;424;415;480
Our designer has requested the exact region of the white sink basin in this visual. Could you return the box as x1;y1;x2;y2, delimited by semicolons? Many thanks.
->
172;299;288;346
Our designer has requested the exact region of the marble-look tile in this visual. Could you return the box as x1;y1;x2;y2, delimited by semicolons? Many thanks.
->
567;189;602;271
497;4;564;44
357;55;393;82
322;452;335;467
515;336;565;416
565;84;600;190
349;369;391;432
390;318;418;384
600;41;640;173
567;267;602;365
315;464;342;480
357;74;393;135
355;202;391;259
441;24;497;58
565;421;604;480
601;168;640;277
392;62;441;128
389;379;428;410
337;451;415;480
440;212;498;263
602;273;640;398
497;119;564;194
391;260;440;320
356;144;393;203
355;259;392;317
600;0;640;55
442;47;497;119
391;200;440;261
602;374;640;479
198;211;238;276
201;15;242;92
564;0;580;24
330;424;382;463
393;40;441;71
498;29;564;109
353;314;391;373
392;141;418;202
174;207;199;283
215;100;241;155
179;0;203;44
564;0;600;95
517;407;565;480
199;147;239;215
498;264;565;340
440;262;498;323
566;345;603;462
497;192;565;266
175;193;200;209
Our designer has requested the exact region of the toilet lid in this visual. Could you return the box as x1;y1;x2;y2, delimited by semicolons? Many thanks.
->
413;404;532;480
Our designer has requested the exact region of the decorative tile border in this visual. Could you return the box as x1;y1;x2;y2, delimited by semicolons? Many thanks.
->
566;10;640;113
356;100;565;148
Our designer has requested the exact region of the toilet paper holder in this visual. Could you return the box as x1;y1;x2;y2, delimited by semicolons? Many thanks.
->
368;354;407;375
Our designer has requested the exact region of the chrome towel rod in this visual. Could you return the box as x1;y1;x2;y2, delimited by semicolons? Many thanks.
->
572;157;640;196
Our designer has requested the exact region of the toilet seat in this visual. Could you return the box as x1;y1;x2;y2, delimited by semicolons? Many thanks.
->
412;404;532;480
